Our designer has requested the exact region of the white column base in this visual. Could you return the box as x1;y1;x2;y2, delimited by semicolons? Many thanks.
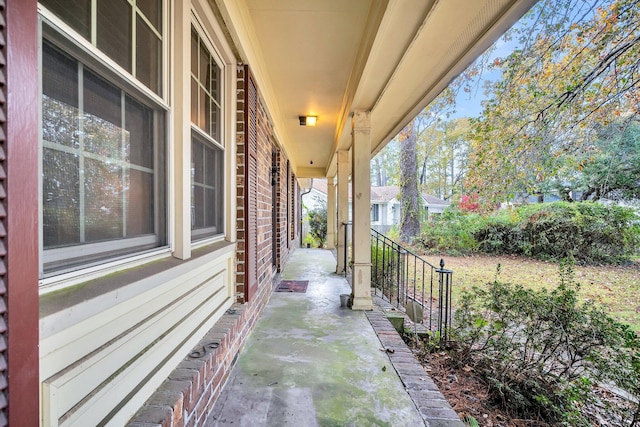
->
350;296;373;311
350;262;372;310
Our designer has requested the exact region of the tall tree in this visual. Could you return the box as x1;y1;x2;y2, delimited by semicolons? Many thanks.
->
466;0;640;208
553;120;640;200
417;117;470;200
399;120;420;243
371;140;400;186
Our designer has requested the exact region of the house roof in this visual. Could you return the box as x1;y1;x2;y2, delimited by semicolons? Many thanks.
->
311;181;448;206
371;186;399;202
422;194;449;206
217;0;537;179
311;178;327;195
372;186;449;206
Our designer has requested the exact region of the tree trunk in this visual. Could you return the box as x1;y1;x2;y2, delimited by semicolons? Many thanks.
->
373;157;382;186
400;120;420;244
419;159;427;185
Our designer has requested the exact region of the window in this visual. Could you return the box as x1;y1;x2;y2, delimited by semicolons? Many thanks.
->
190;25;224;240
191;132;224;239
40;0;163;96
40;17;166;275
371;204;380;222
422;205;429;221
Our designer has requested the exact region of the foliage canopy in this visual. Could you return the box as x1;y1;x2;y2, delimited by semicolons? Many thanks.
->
466;0;640;207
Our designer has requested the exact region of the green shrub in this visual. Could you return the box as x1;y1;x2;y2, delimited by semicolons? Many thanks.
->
473;215;521;254
451;262;640;425
516;202;640;264
421;202;640;264
308;206;327;247
417;207;482;254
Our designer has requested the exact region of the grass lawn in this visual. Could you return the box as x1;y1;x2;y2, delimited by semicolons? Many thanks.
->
431;254;640;330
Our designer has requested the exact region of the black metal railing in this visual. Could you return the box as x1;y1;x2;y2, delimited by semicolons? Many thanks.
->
370;228;453;341
341;221;352;276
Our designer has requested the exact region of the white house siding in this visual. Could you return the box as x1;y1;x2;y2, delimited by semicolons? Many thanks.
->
40;245;235;426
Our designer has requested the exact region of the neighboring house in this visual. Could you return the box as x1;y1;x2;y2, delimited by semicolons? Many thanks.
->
302;179;328;214
0;1;535;425
306;182;449;236
500;191;564;209
371;186;450;234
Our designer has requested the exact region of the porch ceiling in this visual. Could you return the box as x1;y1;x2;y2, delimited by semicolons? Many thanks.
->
216;0;537;179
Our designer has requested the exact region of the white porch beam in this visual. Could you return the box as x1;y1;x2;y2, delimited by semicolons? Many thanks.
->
350;111;373;311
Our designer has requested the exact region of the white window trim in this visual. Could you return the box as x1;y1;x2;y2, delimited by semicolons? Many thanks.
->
37;1;172;286
38;5;168;108
189;2;237;248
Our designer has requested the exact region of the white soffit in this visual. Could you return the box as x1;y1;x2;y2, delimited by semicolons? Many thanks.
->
217;0;537;178
243;0;375;176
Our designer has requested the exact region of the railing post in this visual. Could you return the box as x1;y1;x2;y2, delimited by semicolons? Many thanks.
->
436;258;453;342
370;228;453;344
342;222;351;277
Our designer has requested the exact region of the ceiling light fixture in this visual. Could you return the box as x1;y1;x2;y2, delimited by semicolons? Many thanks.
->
299;115;318;126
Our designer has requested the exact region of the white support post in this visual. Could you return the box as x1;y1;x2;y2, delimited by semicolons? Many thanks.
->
350;111;372;310
336;151;349;274
326;177;336;249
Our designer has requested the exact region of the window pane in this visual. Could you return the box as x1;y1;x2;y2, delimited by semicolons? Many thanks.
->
97;0;132;72
190;77;199;125
191;27;222;142
193;186;205;228
210;103;221;142
191;132;224;238
210;61;221;102
83;70;123;158
43;149;80;247
40;0;91;39
205;145;215;186
199;41;210;88
42;42;79;148
126;169;154;235
205;188;216;227
137;0;162;31
204;88;211;135
191;139;204;183
191;29;199;77
136;16;162;96
125;96;153;168
84;158;124;242
199;87;207;130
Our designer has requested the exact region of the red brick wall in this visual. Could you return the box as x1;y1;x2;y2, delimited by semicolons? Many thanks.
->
255;95;274;286
127;64;301;427
235;65;295;299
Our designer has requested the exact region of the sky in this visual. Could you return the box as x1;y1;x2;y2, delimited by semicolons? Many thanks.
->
450;37;517;119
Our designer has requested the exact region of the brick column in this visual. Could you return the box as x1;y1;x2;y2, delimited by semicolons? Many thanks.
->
351;111;373;310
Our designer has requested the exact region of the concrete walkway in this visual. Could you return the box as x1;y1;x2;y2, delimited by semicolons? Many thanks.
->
206;248;461;427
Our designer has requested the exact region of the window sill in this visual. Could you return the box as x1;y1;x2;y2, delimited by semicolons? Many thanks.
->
39;240;236;320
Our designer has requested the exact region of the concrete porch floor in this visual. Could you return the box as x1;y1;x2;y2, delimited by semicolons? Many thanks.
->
206;248;463;427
